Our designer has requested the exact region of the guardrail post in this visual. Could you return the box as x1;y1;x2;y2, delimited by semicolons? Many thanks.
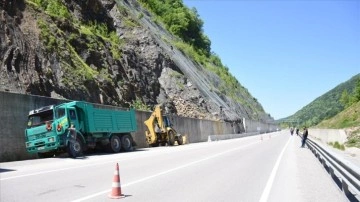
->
342;180;357;202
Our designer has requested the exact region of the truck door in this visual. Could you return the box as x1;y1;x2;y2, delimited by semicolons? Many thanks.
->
68;108;79;129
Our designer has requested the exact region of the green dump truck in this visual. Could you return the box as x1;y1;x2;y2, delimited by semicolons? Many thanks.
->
25;101;137;158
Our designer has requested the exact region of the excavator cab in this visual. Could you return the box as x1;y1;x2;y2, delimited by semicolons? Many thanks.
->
163;116;172;127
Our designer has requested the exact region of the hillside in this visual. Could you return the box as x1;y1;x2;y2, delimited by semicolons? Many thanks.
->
317;101;360;129
316;101;360;147
0;0;274;124
281;73;360;127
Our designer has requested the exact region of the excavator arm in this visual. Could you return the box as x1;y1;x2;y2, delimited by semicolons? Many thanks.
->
144;105;165;144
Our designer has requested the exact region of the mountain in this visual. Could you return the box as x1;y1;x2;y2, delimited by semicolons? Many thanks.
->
0;0;274;123
281;73;360;127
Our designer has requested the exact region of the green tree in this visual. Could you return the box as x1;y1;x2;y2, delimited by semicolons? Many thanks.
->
340;90;350;107
354;78;360;102
139;0;210;55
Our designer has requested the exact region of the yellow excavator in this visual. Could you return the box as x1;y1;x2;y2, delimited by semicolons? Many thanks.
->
144;104;184;147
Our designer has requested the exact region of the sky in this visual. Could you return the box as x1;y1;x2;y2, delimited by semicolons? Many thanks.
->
182;0;360;120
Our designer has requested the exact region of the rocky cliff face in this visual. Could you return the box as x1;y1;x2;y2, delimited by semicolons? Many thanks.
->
0;0;274;125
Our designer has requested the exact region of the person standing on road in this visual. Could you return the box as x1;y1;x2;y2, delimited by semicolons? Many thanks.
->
69;123;77;143
301;127;308;147
296;128;300;136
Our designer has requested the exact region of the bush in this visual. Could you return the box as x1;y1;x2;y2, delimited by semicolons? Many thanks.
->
28;0;71;19
130;98;150;111
331;141;345;151
345;136;360;148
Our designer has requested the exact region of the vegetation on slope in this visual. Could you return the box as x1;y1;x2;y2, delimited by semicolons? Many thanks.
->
282;74;360;127
138;0;265;115
138;0;210;55
25;0;128;93
317;101;360;129
317;101;360;149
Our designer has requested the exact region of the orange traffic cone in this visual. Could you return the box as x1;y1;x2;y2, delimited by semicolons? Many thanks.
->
109;163;124;199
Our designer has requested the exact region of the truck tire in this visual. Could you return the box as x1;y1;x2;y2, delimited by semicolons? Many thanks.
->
121;134;133;152
168;130;175;146
107;135;121;153
67;137;83;158
177;134;184;145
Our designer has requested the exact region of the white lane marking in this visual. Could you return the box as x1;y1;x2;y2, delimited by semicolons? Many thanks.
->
71;140;260;202
259;136;292;202
0;159;124;181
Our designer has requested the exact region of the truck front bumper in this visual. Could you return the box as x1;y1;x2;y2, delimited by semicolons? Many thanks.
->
26;136;60;153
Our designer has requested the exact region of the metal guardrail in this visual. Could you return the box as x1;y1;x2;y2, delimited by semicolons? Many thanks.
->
306;137;360;202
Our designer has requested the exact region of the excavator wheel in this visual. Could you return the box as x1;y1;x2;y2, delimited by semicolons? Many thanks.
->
177;134;184;145
168;130;175;146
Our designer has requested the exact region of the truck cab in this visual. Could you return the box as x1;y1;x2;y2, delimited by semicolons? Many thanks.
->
25;104;82;156
26;105;60;157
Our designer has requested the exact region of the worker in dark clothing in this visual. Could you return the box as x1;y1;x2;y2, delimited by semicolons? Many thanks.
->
68;123;77;143
301;127;308;147
296;128;300;136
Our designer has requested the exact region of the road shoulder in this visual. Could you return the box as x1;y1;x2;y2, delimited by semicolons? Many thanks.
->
269;135;346;202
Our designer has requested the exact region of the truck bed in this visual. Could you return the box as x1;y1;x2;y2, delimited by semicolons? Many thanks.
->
75;102;137;134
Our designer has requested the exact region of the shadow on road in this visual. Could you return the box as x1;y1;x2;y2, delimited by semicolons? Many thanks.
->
48;148;151;160
0;168;16;173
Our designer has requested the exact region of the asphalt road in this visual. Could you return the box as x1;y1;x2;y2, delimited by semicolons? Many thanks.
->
0;131;347;202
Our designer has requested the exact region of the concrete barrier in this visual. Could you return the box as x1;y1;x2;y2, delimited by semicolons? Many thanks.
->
0;91;278;162
208;132;260;141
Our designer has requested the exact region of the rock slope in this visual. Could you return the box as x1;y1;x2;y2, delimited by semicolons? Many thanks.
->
0;0;274;125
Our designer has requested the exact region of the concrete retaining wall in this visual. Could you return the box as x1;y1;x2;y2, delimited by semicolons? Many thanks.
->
309;129;348;144
0;91;277;162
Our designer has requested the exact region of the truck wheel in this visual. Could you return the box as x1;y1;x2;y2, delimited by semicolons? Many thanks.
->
107;135;121;153
168;131;175;146
121;134;133;152
177;134;184;145
67;137;83;158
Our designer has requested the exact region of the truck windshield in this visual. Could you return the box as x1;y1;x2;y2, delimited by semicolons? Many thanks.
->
55;108;66;119
27;110;54;128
